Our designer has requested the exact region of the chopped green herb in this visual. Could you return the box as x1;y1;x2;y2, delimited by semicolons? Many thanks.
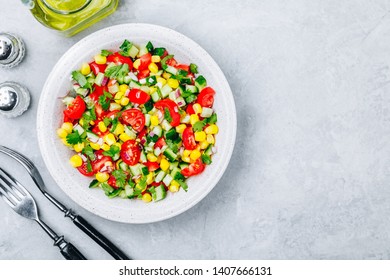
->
66;131;82;145
82;145;95;160
185;94;197;104
164;107;172;123
101;49;112;57
204;113;217;124
190;63;198;74
86;159;93;172
98;91;111;111
112;169;127;188
103;117;111;127
102;145;120;158
104;64;129;79
193;121;205;132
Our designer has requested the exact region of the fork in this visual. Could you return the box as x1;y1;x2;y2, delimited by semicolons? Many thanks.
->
0;167;86;260
0;145;130;260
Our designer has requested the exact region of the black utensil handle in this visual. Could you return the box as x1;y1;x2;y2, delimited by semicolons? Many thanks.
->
60;242;87;260
73;215;130;260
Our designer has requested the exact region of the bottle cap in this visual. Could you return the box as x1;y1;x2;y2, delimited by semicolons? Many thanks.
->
0;33;26;68
0;81;30;118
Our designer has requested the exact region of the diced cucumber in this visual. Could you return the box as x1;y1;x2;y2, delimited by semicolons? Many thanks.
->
140;150;147;163
108;83;119;94
76;87;89;97
87;77;95;84
151;185;167;201
179;162;189;170
175;97;186;107
119;190;127;199
73;124;84;135
117;76;124;84
163;148;177;162
152;125;163;137
205;145;213;156
123;75;132;84
195;75;207;91
171;168;185;181
129;164;141;176
201;107;213;118
169;162;179;170
147;76;157;86
125;184;134;197
129;80;141;89
165;65;178;75
161;119;172;131
128;45;139;58
162;174;173;186
119;161;128;171
86;132;99;143
62;96;75;106
155;170;166;183
145;114;151;126
165;129;178;140
154;147;162;157
185;85;198;94
151;91;161;102
138;78;147;85
144;146;154;153
94;72;105;86
169;91;177;101
141;165;149;176
181;114;190;124
140;85;150;93
161;84;172;98
138;46;148;57
124;126;137;140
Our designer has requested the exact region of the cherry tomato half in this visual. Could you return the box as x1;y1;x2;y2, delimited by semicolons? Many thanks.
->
92;151;113;173
154;137;167;150
176;64;189;72
182;127;197;150
106;52;133;70
144;161;160;172
154;99;181;127
129;89;150;104
64;96;86;120
89;85;107;102
89;62;107;75
120;140;141;166
107;176;119;189
186;103;195;115
77;161;94;177
181;158;205;177
121;108;145;132
137;69;150;80
138;53;152;71
197;87;216;108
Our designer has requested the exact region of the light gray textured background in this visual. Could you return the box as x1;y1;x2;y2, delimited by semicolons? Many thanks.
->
1;0;390;260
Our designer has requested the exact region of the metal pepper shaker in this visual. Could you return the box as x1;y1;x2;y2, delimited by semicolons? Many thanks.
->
0;82;30;118
0;33;25;68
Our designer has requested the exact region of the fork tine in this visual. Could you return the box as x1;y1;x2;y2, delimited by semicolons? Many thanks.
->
0;180;19;206
0;168;26;199
0;146;35;170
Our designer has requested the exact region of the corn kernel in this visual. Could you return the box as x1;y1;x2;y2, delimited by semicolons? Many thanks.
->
90;120;95;125
195;131;206;142
57;128;68;138
96;172;109;183
113;123;124;135
151;55;161;63
182;156;191;163
148;62;159;74
69;155;83;168
169;183;179;193
142;193;152;203
175;124;186;134
167;78;179;89
150;115;159;126
80;63;91;75
193;103;202;114
183;150;191;158
61;138;71;147
90;142;101;150
114;91;124;103
94;55;106;65
114;142;122;150
79;119;85;127
171;180;180;188
74;142;85;153
199;141;209;150
156;77;166;86
205;124;219;134
119;133;132;142
120;97;130;106
190;114;199;125
160;158;170;171
162;72;171;80
206;134;215;144
133;59;141;69
119;84;129;92
98;121;107;133
149;87;157;94
190;150;201;161
61;122;73;134
147;153;158;162
146;172;154;185
104;133;116;145
101;144;110;151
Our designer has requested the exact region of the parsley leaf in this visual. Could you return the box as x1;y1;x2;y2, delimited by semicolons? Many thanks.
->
102;145;120;158
82;145;95;160
193;121;205;132
101;49;112;57
82;108;96;123
98;91;111;111
103;117;111;127
204;113;217;124
112;169;127;188
164;108;172;123
66;131;82;145
104;64;129;79
72;71;91;90
190;63;198;74
185;94;198;104
109;117;119;133
119;39;133;57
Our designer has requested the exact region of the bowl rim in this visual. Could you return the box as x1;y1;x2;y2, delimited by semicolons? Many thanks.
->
37;23;237;223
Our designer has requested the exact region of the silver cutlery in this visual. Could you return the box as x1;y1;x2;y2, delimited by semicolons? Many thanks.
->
0;167;86;260
0;145;130;260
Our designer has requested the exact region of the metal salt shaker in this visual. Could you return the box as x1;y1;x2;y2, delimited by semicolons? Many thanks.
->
0;82;30;118
0;32;25;68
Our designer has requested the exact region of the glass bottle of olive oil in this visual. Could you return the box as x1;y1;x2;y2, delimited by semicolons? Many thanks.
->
21;0;119;37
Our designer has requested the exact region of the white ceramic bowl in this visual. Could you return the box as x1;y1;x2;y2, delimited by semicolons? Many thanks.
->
37;23;236;223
